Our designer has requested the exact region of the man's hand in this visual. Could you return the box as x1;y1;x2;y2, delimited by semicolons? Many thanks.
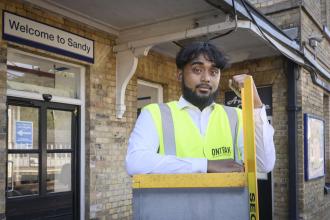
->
228;74;263;108
207;160;244;173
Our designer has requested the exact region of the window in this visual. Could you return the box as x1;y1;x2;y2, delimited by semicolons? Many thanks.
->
137;80;163;117
7;49;81;99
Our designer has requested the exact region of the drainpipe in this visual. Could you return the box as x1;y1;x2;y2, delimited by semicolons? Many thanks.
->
287;60;299;220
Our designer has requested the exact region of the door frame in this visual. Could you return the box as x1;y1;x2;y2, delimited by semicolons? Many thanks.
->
5;48;86;219
6;97;80;219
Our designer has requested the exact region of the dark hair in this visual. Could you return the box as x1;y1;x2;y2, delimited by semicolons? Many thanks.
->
176;42;228;70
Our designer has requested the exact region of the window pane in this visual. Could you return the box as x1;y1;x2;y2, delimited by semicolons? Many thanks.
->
7;51;81;99
47;110;72;149
137;82;161;108
8;105;39;150
7;154;39;197
47;153;71;193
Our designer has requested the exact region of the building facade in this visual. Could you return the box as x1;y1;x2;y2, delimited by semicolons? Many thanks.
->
0;0;329;220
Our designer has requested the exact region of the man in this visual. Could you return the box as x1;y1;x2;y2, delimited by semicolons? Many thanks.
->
126;42;275;175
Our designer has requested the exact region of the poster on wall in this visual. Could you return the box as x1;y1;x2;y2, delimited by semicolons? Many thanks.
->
15;121;33;149
225;86;272;116
304;114;325;181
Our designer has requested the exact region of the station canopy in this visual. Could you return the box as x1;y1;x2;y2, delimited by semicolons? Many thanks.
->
30;0;303;64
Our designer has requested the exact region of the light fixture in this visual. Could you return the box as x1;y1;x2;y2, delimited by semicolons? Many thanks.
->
308;36;323;49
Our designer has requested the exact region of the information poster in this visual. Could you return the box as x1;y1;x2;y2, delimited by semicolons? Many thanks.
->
304;114;325;180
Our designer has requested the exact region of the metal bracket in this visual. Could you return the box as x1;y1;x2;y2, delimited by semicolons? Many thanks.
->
115;46;151;118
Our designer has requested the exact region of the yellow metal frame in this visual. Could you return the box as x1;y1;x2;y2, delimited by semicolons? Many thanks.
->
133;173;247;188
242;76;259;220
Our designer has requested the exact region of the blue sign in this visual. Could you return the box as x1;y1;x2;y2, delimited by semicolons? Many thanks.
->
16;121;33;146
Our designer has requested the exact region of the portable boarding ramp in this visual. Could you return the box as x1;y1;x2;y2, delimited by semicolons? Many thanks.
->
132;77;259;220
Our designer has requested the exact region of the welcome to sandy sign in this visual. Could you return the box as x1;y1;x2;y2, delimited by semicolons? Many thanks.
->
3;11;94;63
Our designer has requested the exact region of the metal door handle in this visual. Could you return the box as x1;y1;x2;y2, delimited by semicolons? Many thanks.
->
7;160;14;192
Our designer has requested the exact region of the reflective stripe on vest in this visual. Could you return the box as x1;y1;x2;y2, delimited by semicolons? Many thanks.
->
222;106;241;163
159;103;176;155
145;102;242;161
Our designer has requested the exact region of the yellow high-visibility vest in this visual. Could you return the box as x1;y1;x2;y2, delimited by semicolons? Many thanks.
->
144;101;242;161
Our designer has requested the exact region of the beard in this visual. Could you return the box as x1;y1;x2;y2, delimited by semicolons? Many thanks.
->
182;80;220;110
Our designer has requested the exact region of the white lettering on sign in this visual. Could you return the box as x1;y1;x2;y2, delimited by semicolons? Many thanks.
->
3;11;94;63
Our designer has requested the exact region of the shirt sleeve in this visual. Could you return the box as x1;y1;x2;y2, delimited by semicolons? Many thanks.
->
126;109;207;175
254;105;276;173
237;105;275;173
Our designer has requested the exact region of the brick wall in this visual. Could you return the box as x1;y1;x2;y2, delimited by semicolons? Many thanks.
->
87;38;135;219
248;0;291;8
269;60;290;220
267;8;300;30
298;69;330;220
248;0;321;24
0;44;7;220
302;0;322;25
321;0;327;26
247;0;301;40
323;0;330;29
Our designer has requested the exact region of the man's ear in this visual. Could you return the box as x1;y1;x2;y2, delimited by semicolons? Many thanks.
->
177;71;183;81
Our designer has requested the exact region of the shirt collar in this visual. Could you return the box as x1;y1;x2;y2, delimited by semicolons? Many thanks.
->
177;96;216;110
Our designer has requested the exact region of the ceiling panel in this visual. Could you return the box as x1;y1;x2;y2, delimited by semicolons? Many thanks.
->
151;28;279;63
28;0;281;63
46;0;214;30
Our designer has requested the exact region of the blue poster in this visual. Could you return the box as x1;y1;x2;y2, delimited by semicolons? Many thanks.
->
16;121;33;146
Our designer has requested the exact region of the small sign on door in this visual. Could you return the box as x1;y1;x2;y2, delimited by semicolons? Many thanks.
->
15;121;33;149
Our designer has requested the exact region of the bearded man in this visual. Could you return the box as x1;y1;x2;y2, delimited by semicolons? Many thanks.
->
126;42;275;174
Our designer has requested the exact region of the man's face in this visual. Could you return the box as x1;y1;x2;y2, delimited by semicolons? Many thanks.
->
180;54;221;108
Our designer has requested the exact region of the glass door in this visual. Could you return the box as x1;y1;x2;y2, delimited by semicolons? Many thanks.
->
6;97;79;220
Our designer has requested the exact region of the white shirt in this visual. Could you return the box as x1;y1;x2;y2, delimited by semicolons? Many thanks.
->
126;96;275;175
